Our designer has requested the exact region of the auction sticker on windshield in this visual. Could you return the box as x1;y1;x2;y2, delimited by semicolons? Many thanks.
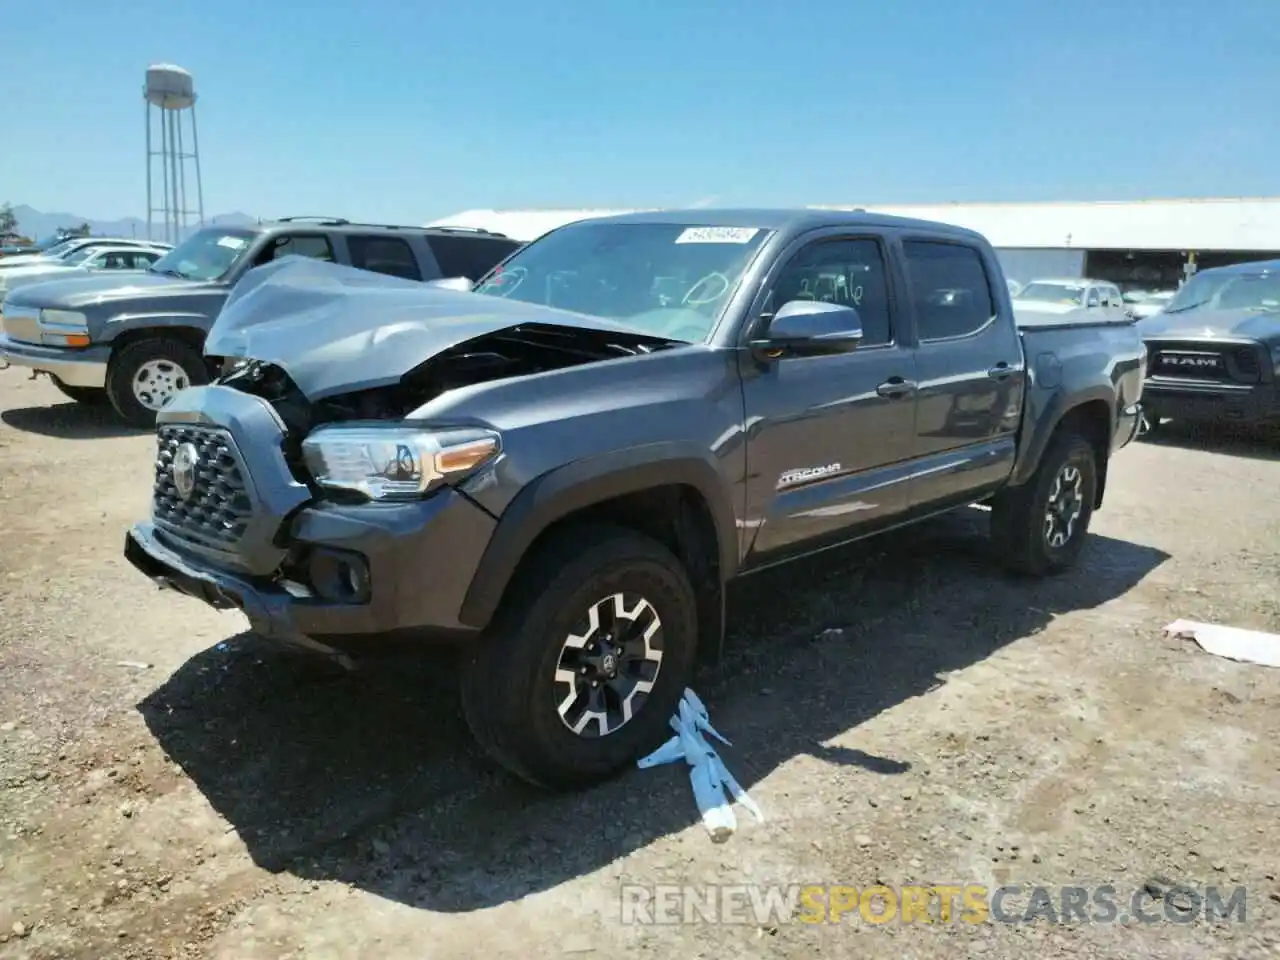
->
675;227;760;244
217;236;249;250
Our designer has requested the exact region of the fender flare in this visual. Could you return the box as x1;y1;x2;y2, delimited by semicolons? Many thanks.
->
458;443;739;629
1011;385;1116;488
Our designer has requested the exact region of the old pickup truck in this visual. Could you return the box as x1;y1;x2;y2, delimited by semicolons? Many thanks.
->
123;209;1145;789
0;218;520;427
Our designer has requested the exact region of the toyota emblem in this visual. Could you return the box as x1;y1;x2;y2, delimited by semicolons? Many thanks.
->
172;442;199;501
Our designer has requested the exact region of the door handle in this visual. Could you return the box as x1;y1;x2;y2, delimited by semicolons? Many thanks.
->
987;362;1014;380
876;376;916;399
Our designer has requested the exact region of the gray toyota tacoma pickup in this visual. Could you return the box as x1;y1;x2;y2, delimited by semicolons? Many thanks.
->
1136;257;1280;430
123;209;1145;789
0;217;520;427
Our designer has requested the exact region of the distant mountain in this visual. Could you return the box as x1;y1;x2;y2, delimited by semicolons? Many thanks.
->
9;204;258;244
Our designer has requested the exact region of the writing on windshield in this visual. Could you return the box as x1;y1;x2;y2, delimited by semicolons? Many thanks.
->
473;222;772;343
149;228;255;282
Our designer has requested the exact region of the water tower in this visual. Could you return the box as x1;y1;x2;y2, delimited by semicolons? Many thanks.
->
144;64;205;245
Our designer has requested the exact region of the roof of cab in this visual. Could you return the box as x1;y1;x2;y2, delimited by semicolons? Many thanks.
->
580;207;991;243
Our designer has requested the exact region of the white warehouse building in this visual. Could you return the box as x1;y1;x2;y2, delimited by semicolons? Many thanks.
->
430;196;1280;292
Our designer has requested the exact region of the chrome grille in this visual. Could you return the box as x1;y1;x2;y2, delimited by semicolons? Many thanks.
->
152;424;253;548
1;305;42;344
1146;340;1264;385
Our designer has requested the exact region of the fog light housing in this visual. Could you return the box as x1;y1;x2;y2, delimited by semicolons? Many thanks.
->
308;548;371;604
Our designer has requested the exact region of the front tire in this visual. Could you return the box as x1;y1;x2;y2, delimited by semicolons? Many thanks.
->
106;338;209;429
991;432;1098;576
459;524;699;790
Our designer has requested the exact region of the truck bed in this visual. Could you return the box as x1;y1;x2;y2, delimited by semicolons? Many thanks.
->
1015;308;1136;332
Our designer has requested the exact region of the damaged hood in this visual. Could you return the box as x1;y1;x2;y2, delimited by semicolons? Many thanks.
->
204;257;670;400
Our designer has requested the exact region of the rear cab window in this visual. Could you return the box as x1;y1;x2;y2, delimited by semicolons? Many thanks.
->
901;240;996;341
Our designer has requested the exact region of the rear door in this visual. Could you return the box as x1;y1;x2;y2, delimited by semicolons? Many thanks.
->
740;231;919;563
900;238;1026;510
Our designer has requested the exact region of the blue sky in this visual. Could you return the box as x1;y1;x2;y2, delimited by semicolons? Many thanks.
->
4;0;1277;224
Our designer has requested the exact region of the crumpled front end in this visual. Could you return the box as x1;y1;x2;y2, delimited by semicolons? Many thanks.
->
124;382;499;648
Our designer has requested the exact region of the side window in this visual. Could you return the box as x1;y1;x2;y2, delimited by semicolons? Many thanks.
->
131;252;160;269
427;235;522;281
1086;287;1101;308
347;235;422;281
765;238;893;346
102;253;128;269
902;241;996;341
259;233;335;265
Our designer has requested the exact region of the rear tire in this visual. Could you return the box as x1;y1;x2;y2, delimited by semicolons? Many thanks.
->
106;338;208;429
459;524;699;790
51;378;108;406
991;432;1098;576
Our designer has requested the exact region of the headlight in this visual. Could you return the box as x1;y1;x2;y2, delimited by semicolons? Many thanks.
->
40;309;88;332
301;425;501;501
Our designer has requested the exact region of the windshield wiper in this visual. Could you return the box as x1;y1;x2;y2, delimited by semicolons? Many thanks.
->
148;266;188;279
1162;300;1211;314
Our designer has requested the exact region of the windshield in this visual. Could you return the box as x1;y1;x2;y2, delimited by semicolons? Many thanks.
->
472;221;772;342
149;228;256;282
43;240;78;259
1016;281;1085;305
1165;270;1280;314
64;247;99;265
37;234;73;251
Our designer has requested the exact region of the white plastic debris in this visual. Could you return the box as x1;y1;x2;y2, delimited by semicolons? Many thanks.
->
1164;619;1280;668
638;688;764;842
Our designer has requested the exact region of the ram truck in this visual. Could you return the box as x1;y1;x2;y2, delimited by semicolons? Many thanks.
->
0;218;520;426
122;209;1146;790
1137;258;1280;430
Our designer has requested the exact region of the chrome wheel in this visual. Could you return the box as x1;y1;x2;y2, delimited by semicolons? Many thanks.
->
1044;464;1084;549
132;358;190;411
553;592;664;738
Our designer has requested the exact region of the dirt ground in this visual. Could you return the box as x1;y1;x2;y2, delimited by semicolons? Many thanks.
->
1;372;1278;960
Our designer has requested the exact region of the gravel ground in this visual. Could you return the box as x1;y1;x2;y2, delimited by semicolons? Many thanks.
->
1;372;1278;960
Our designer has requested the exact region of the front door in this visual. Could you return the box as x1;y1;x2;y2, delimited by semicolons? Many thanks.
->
740;235;919;564
899;238;1026;509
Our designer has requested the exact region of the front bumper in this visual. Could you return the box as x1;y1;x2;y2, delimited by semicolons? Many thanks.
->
124;488;499;645
1142;379;1280;426
0;332;109;388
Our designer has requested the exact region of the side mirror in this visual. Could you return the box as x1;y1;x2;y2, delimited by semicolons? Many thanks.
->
426;276;474;293
751;300;864;357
